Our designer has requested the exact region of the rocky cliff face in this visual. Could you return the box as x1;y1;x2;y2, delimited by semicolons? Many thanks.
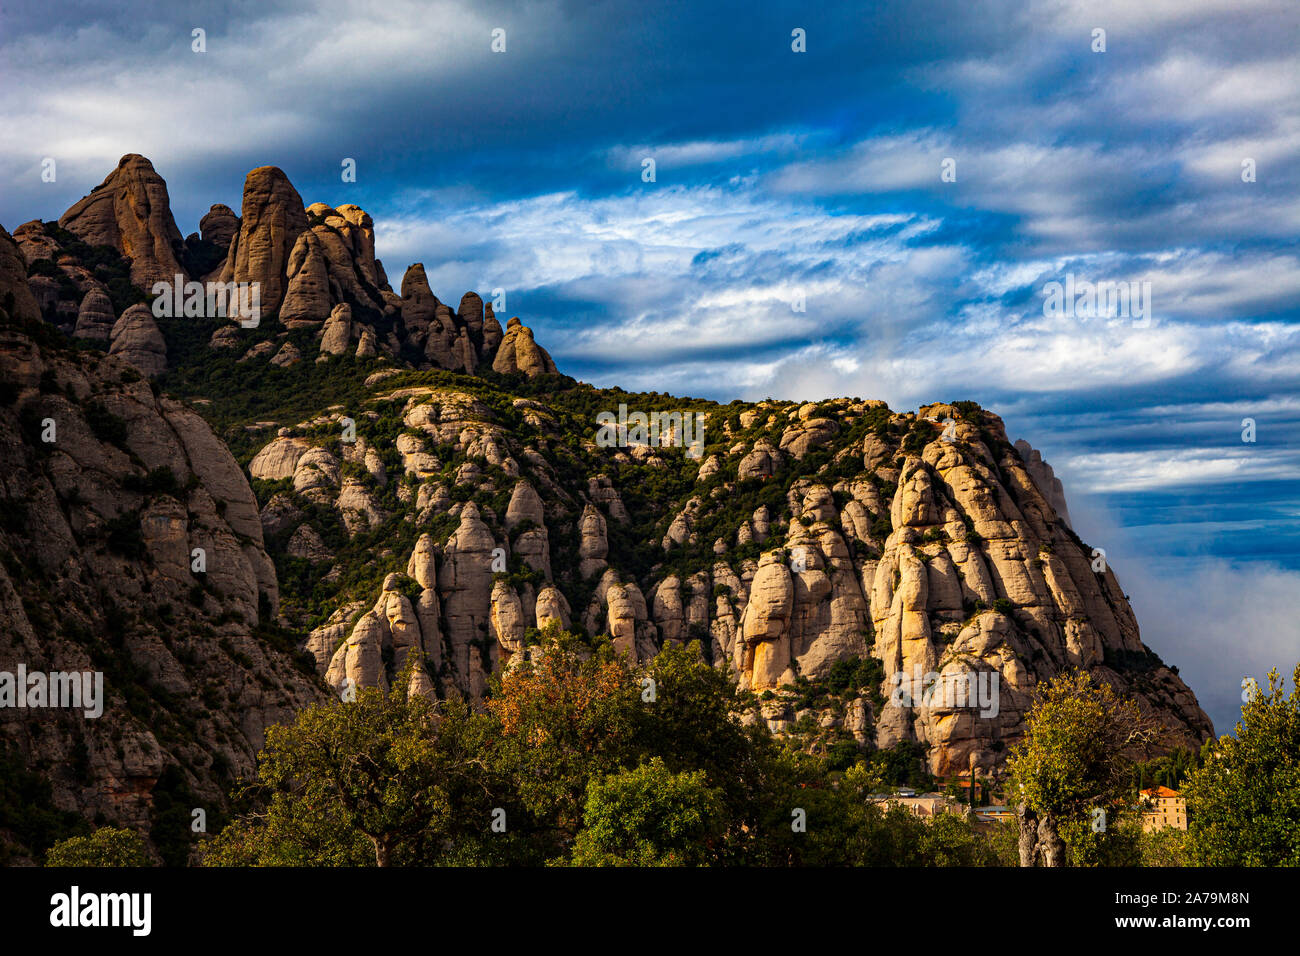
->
0;242;325;861
0;225;41;324
217;166;309;316
58;154;188;291
253;385;1211;779
0;155;1213;833
16;156;555;381
1013;438;1072;528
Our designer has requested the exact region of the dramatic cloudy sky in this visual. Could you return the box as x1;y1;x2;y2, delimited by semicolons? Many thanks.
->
2;0;1297;734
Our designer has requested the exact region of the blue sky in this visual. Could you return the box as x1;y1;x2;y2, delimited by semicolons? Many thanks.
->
2;0;1297;734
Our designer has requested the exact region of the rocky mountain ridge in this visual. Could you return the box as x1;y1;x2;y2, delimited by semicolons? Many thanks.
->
0;156;1213;859
13;154;556;379
267;383;1211;778
0;304;324;863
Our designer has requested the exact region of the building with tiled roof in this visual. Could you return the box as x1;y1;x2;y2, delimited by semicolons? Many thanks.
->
1139;786;1187;831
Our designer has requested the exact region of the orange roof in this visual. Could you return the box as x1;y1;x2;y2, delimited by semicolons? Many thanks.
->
1140;786;1181;798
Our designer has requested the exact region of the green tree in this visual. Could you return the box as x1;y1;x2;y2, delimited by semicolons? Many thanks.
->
1007;670;1159;866
204;660;497;867
487;627;641;849
46;827;150;867
570;758;725;866
746;752;994;867
1140;825;1190;866
633;641;784;860
1132;746;1200;791
1059;815;1143;866
985;818;1023;867
919;811;1000;866
1182;665;1300;866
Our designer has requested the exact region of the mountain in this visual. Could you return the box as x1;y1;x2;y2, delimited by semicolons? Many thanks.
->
0;283;323;863
0;156;1212;859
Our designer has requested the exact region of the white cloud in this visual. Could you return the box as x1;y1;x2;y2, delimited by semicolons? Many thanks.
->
1052;0;1294;33
0;0;554;195
1064;448;1300;492
604;133;816;170
1065;489;1300;737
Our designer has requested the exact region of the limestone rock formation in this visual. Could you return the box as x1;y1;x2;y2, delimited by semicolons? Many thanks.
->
578;502;609;578
535;584;572;631
490;580;528;663
780;412;839;459
438;503;498;697
651;575;685;644
74;288;116;341
279;386;1210;782
739;553;796;688
400;263;438;335
5;157;1214;814
10;220;61;270
280;203;385;325
492;318;558;377
606;578;653;661
279;229;335;325
108;304;167;376
0;225;42;322
199;204;240;252
1014;439;1072;529
249;435;311;480
739;439;783;479
586;475;628;523
319;303;354;355
356;327;378;358
0;324;322;858
482;308;503;357
505;479;545;529
219;166;309;315
58;154;187;290
506;480;551;579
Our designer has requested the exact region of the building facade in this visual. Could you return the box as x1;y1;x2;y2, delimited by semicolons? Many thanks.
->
1139;786;1187;831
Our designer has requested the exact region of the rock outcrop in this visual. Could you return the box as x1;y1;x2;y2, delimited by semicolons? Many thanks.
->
280;203;385;326
319;303;354;355
739;553;796;688
1014;438;1072;529
438;503;498;697
108;303;167;376
0;324;323;861
11;158;563;389
578;503;609;578
0;225;41;322
74;288;116;342
492;317;558;377
739;439;783;480
284;393;1210;780
1;156;1214;832
199;204;240;252
219;166;309;315
58;154;187;290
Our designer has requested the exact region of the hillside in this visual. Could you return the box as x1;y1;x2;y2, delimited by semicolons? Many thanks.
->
0;155;1213;859
0;306;324;863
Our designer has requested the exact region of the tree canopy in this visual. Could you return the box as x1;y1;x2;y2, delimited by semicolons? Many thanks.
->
46;827;150;867
1007;669;1160;866
201;628;997;867
1182;665;1300;866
